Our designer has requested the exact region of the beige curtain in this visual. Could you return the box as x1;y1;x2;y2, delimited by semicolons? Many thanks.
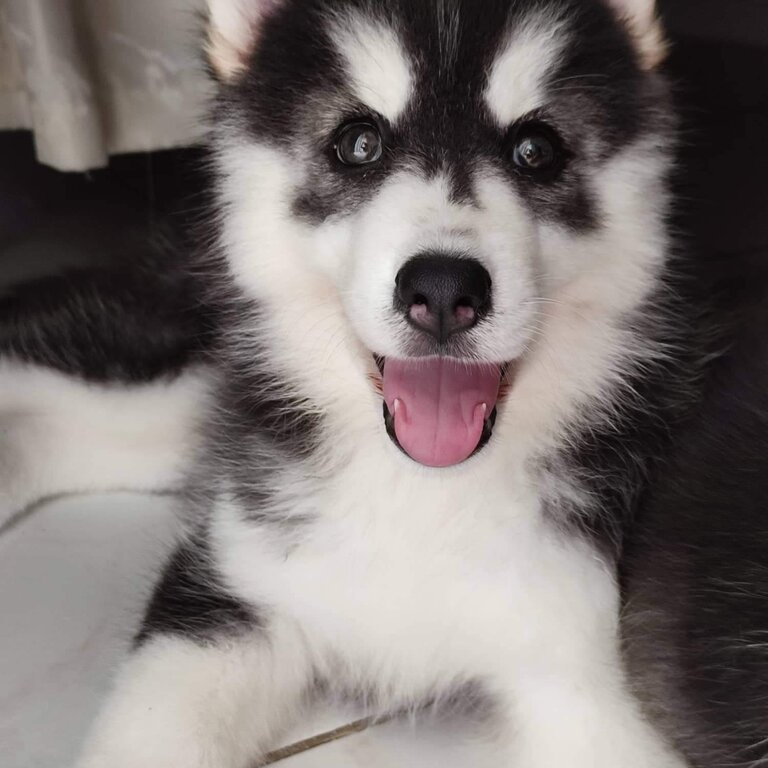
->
0;0;210;171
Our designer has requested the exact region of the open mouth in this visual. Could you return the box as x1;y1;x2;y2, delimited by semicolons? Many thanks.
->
375;356;508;468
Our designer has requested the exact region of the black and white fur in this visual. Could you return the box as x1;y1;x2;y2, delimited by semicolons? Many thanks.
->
0;265;214;526
4;0;767;765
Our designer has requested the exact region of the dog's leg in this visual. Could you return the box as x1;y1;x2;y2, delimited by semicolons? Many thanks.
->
483;540;687;767
77;534;313;768
76;620;312;768
493;668;686;768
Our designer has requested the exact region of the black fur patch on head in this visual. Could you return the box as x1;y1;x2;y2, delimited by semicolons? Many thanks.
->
136;535;260;646
213;0;668;231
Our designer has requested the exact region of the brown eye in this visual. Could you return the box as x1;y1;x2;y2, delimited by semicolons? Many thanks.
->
335;122;383;166
510;123;563;174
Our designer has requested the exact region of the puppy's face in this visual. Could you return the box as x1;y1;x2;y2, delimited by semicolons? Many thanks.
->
209;0;671;468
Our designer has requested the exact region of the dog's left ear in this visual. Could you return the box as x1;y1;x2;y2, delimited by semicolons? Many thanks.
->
205;0;283;81
606;0;667;70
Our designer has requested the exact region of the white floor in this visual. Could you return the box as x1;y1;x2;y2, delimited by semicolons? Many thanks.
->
0;493;497;768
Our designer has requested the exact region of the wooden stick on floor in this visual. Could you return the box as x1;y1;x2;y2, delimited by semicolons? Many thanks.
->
261;716;392;765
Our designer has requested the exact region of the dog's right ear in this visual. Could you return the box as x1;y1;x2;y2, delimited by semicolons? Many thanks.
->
205;0;283;81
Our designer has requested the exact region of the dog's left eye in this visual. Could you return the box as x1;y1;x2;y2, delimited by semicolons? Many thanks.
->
335;123;383;166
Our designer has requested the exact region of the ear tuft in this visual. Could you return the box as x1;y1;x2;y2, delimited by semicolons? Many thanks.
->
606;0;668;70
205;0;280;81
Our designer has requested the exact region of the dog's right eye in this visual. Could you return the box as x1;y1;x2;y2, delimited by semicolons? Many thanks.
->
335;123;383;166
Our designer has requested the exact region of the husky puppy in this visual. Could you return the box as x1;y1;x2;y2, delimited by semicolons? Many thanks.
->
68;0;688;764
2;0;759;765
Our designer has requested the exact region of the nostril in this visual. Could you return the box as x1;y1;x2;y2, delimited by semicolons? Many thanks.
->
454;303;476;327
409;303;431;326
412;292;429;308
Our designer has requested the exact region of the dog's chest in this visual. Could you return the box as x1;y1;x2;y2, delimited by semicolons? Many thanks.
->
216;450;613;683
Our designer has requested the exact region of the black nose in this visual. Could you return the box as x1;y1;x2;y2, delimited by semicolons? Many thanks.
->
395;254;492;343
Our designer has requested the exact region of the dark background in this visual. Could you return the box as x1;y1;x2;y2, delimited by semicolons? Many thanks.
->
1;0;766;289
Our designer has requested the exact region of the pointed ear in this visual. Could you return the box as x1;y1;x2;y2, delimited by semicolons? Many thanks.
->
205;0;282;81
606;0;668;70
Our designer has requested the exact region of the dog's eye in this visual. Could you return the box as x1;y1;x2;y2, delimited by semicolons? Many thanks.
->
335;123;383;166
510;123;562;173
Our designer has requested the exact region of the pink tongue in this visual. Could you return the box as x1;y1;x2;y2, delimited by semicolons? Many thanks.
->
383;358;500;468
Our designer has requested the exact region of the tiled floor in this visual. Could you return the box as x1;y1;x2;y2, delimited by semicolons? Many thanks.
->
0;493;499;768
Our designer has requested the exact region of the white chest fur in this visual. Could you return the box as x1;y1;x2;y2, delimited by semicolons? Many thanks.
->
212;439;619;700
